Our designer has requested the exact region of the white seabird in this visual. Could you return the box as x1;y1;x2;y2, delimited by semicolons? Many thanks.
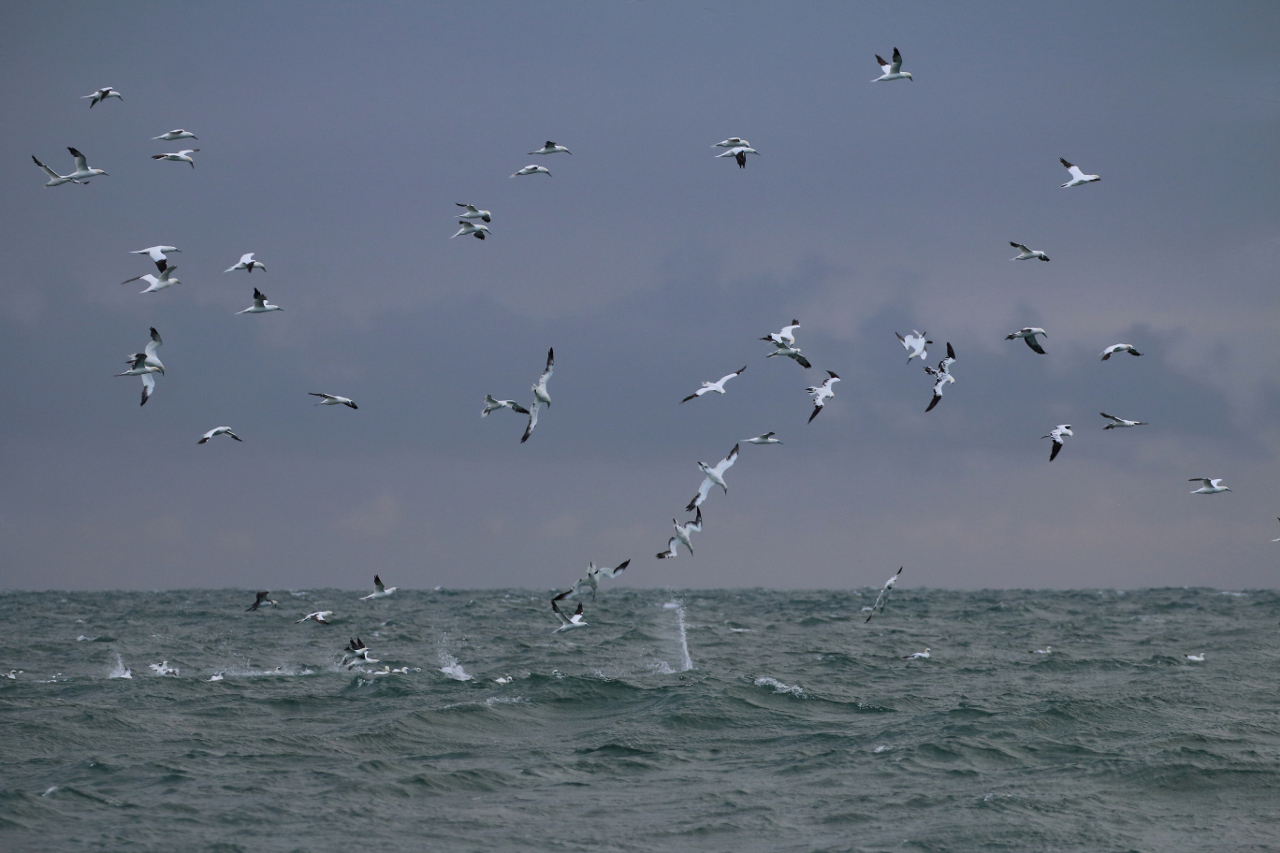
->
761;320;801;348
225;253;267;273
32;155;83;188
482;395;529;417
806;371;840;423
116;328;164;406
1031;646;1052;654
686;444;739;512
712;137;751;149
83;87;123;107
924;343;956;412
903;648;930;660
1189;478;1231;495
682;366;746;403
895;330;931;363
1060;158;1100;187
33;148;108;186
511;165;551;177
872;48;913;82
451;220;490;240
529;141;572;155
237;288;282;314
245;591;277;611
296;611;334;624
1100;412;1147;429
361;574;397;600
151;149;199;168
455;203;491;222
716;146;758;168
1100;343;1141;361
520;401;541;444
121;266;181;294
131;245;180;272
744;432;782;445
153;129;197;141
310;393;357;409
1043;424;1072;461
1010;242;1050;262
655;537;681;560
532;348;554;407
1006;327;1048;355
1183;653;1205;662
198;426;242;444
564;559;631;599
672;509;703;556
551;596;588;632
149;661;179;676
765;341;812;369
864;566;902;623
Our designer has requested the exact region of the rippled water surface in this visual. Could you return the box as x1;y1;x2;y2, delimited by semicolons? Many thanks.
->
3;587;1279;852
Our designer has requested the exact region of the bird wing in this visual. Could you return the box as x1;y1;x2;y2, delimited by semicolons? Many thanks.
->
140;372;155;405
718;366;747;385
1100;412;1120;423
374;575;385;593
688;477;713;511
713;444;740;475
32;156;61;179
1011;242;1029;252
657;537;679;558
239;253;255;265
1048;441;1061;461
891;47;903;73
1024;336;1046;355
145;329;162;357
793;353;812;369
309;393;336;401
681;390;701;403
540;348;554;381
520;401;540;443
875;54;890;70
69;148;88;172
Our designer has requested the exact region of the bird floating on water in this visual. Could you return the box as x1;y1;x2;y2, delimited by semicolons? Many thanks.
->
1189;478;1230;495
245;591;277;611
149;661;179;676
296;611;333;624
1100;412;1146;429
716;146;758;168
872;48;913;82
1100;344;1141;361
682;366;746;403
225;253;266;273
761;320;800;348
806;371;840;423
1183;653;1205;662
482;395;529;417
310;393;357;409
237;288;282;314
903;648;930;660
864;567;903;623
153;129;197;141
687;444;740;512
122;266;181;294
1031;646;1052;654
361;575;397;600
1010;242;1050;261
896;331;931;363
924;343;956;412
1043;424;1072;461
83;87;123;107
451;220;490;240
1060;158;1100;187
455;203;491;222
511;164;551;177
744;432;782;445
131;245;180;272
1006;327;1048;354
198;426;241;444
152;149;199;168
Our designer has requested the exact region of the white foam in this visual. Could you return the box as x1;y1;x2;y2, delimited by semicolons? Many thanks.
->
754;676;804;697
41;786;58;797
108;655;131;679
438;653;472;681
76;635;98;642
873;744;891;753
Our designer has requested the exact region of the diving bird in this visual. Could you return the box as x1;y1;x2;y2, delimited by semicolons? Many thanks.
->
1100;343;1141;361
761;320;801;348
716;146;758;168
198;426;242;444
361;575;397;600
681;366;746;402
923;343;956;412
806;371;840;423
451;220;489;240
121;266;181;294
551;596;588;633
529;141;572;155
245;591;278;611
237;288;283;314
903;648;931;660
765;341;812;369
511;164;551;177
672;509;703;556
1189;478;1231;495
296;611;333;624
686;444;740;512
864;567;903;623
532;348;554;407
310;393;357;409
895;330;931;363
1100;412;1147;429
1010;242;1050;261
655;537;681;559
872;48;913;82
153;129;197;141
564;560;631;600
225;253;266;273
712;137;751;149
83;87;123;107
1005;327;1048;354
455;203;491;222
1042;424;1072;461
1060;158;1100;187
744;432;782;445
151;149;199;168
131;245;180;272
482;395;529;417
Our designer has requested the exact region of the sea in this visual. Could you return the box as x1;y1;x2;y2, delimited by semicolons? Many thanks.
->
2;587;1278;853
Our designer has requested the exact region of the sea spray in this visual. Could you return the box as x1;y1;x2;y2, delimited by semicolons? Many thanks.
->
663;600;694;672
108;654;131;679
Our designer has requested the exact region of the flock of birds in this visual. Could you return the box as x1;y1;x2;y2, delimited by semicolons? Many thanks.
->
33;62;1254;667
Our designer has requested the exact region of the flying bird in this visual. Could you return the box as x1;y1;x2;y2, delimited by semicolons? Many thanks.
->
482;395;529;417
872;48;913;82
716;146;758;168
1005;327;1048;354
744;432;782;445
532;348;554;407
1060;158;1100;187
237;288;283;314
1100;344;1141;360
673;509;703;556
1189;478;1231;495
511;165;551;177
342;637;379;666
1100;412;1147;429
712;137;751;148
117;328;164;406
310;393;357;409
761;320;801;348
455;203;491;222
360;575;397;600
198;426;242;444
225;253;266;273
153;129;197;141
451;220;490;240
296;611;334;624
83;87;123;107
1010;242;1050;261
121;266;181;294
681;366;746;403
529;141;572;155
864;567;903;623
924;343;956;412
245;591;277;611
806;371;840;423
33;148;108;186
551;596;588;633
686;444;739;512
895;330;931;363
520;401;541;444
1042;424;1072;461
32;155;83;188
563;560;631;600
151;149;199;168
131;245;180;272
765;341;812;369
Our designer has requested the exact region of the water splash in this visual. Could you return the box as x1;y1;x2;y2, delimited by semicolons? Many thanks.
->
438;652;472;681
108;654;131;679
754;676;804;697
663;600;694;672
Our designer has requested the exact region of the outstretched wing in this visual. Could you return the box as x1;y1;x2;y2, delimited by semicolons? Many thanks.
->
520;401;540;443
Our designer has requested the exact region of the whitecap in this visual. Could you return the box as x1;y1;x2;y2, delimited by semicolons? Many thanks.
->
76;635;98;642
873;744;891;753
108;655;131;679
41;786;58;797
754;676;804;697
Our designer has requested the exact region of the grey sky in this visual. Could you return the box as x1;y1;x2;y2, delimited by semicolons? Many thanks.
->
1;2;1277;591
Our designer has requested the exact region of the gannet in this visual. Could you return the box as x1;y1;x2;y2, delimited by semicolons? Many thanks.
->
716;146;758;168
361;575;397;600
656;537;680;559
681;366;746;402
551;596;588;632
1100;344;1141;360
806;371;840;423
1010;242;1050;261
1100;412;1147;429
225;253;266;273
744;432;782;445
455;203;491;222
1031;646;1052;654
533;348;554;407
83;87;123;107
564;559;631;599
761;320;800;347
511;165;551;177
686;444;739;511
153;129;197;141
451;220;490;240
117;330;164;405
864;566;902;623
903;648;930;660
198;426;242;444
237;288;283;314
520;401;541;444
151;149;199;168
673;509;703;555
3;670;22;679
1183;653;1205;662
343;638;379;665
1189;478;1231;495
245;591;278;611
765;341;812;369
310;393;357;409
33;148;108;186
1042;424;1072;461
1059;158;1100;187
136;327;165;372
482;395;529;417
296;611;333;624
924;343;956;412
529;141;572;155
712;137;751;149
208;672;224;681
872;48;913;82
149;661;179;676
131;245;180;272
1005;327;1048;354
895;330;931;363
121;266;181;294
